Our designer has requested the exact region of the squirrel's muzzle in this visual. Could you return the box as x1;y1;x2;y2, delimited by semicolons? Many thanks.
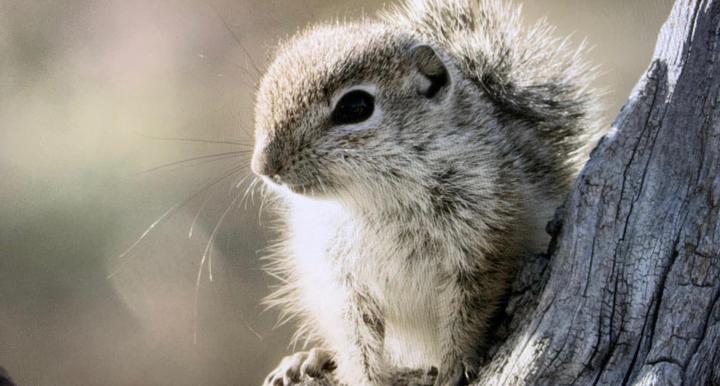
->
251;139;282;178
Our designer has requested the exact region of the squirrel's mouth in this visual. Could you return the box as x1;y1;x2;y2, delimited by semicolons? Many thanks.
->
284;182;318;195
260;176;326;197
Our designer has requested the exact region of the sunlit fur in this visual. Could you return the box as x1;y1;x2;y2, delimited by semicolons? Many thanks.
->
254;0;602;385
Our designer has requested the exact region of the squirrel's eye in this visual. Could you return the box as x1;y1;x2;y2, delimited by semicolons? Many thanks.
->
331;90;375;125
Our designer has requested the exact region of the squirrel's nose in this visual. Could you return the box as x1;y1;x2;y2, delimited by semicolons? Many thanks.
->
251;151;281;178
251;139;283;178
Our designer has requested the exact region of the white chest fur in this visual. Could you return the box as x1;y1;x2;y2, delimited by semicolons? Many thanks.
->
287;195;443;369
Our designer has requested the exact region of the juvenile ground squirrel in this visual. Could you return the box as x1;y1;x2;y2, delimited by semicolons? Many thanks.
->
251;0;601;385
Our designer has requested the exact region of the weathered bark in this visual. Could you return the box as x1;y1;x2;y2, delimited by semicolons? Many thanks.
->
299;0;720;384
473;0;720;384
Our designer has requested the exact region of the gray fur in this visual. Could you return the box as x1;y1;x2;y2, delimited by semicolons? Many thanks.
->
251;1;602;385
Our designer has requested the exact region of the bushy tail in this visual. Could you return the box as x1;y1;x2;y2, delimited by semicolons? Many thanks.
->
383;0;605;171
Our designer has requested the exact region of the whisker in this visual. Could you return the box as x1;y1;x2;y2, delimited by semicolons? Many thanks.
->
257;188;268;227
256;182;273;226
230;62;261;90
110;165;246;269
193;191;243;344
188;191;215;239
208;4;263;76
138;152;248;174
134;131;252;147
249;178;258;207
205;192;242;281
228;173;252;195
241;315;263;341
230;106;257;143
263;268;288;284
207;246;213;285
242;177;260;209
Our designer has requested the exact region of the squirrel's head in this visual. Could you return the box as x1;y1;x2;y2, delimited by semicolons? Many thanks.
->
252;23;490;204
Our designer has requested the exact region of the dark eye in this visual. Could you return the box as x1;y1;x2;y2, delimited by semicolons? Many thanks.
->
331;90;375;125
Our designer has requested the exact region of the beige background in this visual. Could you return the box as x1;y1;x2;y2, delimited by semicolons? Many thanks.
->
0;1;672;385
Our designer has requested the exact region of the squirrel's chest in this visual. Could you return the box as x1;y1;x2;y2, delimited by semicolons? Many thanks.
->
288;203;444;367
335;230;445;368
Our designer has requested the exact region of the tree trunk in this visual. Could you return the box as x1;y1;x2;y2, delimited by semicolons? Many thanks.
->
297;0;720;385
472;0;720;383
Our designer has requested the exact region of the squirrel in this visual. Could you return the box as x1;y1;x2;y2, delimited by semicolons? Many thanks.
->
250;0;601;385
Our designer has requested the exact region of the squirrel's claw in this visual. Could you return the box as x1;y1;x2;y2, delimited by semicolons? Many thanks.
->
263;348;335;386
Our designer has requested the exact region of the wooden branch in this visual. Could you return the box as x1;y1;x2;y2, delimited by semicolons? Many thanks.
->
297;0;720;384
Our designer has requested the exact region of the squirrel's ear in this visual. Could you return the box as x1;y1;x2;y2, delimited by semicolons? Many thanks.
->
410;44;449;99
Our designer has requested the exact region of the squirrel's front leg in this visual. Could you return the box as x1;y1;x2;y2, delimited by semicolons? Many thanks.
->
334;281;387;386
434;270;498;386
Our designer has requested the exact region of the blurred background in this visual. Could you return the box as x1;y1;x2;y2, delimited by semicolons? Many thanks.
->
0;1;673;385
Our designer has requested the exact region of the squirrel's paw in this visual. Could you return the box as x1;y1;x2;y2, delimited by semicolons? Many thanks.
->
263;348;336;386
433;361;476;386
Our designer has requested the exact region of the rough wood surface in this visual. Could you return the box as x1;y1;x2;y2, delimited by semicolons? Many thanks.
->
473;0;720;383
297;0;720;384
